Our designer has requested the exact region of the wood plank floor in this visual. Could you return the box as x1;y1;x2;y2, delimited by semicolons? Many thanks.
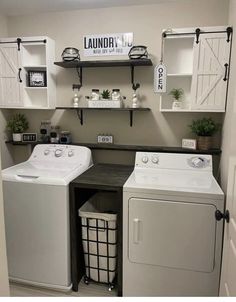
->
10;281;117;297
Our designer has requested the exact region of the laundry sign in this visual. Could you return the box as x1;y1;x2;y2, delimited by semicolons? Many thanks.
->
83;32;133;56
154;64;167;93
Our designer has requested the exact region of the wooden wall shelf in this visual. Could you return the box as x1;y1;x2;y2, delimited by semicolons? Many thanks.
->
5;141;222;155
54;59;152;68
54;58;153;89
56;107;151;127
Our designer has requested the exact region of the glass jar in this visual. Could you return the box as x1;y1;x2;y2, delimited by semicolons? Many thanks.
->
50;126;60;143
111;89;121;101
91;89;100;101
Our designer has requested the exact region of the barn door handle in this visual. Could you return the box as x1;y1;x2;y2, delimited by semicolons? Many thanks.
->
215;209;230;223
223;63;229;81
18;68;22;83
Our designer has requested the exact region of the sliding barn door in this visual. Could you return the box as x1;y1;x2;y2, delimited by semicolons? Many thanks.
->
191;33;230;111
0;44;23;107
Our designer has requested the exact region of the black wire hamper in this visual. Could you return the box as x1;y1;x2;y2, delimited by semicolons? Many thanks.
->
79;192;118;291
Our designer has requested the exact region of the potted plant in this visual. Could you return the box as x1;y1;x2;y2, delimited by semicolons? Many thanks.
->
169;88;184;110
6;114;29;142
189;117;220;150
101;89;111;100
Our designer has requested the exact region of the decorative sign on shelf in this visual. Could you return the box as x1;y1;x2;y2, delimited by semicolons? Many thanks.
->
83;32;133;56
97;134;114;144
22;133;37;143
182;139;197;150
154;64;167;93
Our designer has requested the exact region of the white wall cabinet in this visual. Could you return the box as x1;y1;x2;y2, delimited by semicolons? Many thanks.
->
160;26;232;112
0;36;56;109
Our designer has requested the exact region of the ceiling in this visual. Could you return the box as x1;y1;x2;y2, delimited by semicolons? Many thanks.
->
0;0;179;16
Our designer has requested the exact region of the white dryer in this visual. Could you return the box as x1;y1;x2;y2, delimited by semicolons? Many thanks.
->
2;144;92;291
123;152;224;296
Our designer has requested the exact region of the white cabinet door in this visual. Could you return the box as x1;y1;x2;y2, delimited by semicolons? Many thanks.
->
191;33;230;111
220;157;236;296
0;44;23;108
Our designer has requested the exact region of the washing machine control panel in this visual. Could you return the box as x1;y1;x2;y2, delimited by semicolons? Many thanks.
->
135;152;212;171
30;144;91;166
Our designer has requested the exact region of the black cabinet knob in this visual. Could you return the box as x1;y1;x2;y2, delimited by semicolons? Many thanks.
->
215;210;230;223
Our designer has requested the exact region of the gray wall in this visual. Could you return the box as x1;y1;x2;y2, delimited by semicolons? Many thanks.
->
3;0;229;164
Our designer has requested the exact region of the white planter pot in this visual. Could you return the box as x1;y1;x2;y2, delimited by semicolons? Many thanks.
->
172;101;182;110
12;133;22;142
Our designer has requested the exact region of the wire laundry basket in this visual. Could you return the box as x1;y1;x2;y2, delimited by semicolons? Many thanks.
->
79;192;117;291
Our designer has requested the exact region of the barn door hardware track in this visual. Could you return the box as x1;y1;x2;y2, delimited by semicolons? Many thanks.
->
163;27;233;43
0;38;47;51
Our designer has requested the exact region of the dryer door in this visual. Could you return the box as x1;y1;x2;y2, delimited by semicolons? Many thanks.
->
128;198;216;272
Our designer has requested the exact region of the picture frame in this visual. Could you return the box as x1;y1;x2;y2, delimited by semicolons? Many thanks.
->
28;70;47;87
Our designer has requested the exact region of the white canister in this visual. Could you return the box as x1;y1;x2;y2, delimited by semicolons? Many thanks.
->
91;89;100;101
12;133;22;142
111;89;121;101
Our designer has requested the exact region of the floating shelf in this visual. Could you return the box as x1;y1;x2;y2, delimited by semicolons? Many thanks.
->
5;141;221;155
56;107;151;127
54;59;152;68
54;58;153;89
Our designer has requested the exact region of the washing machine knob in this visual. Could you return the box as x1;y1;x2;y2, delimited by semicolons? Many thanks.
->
44;149;50;156
142;156;149;164
151;156;159;164
55;149;63;157
68;150;74;157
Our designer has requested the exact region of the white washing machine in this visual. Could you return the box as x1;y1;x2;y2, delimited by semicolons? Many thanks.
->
123;152;224;296
2;144;92;291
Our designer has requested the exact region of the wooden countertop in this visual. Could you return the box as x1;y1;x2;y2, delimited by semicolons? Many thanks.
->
71;163;133;189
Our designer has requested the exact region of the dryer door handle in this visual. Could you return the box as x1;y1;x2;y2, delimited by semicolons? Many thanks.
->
133;218;141;244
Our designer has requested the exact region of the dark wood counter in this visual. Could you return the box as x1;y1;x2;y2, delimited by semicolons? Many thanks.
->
69;164;133;295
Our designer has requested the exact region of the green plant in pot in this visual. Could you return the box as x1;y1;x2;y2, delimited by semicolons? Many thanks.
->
101;89;111;100
169;88;184;110
189;117;220;150
6;114;29;142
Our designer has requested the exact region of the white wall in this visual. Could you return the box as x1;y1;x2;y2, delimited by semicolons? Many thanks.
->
221;0;236;191
0;146;9;296
0;14;14;169
6;0;229;164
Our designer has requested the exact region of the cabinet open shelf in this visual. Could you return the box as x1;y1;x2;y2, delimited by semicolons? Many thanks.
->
56;107;151;127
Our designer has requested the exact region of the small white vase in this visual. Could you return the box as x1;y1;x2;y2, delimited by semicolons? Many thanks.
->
12;133;22;142
172;100;182;110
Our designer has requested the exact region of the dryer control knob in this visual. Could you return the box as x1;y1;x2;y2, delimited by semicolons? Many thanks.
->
142;156;149;164
151;156;159;164
68;150;74;157
55;149;63;157
44;149;50;155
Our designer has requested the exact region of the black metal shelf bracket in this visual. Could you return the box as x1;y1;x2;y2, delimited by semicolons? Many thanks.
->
129;110;133;127
76;109;83;125
130;65;140;90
